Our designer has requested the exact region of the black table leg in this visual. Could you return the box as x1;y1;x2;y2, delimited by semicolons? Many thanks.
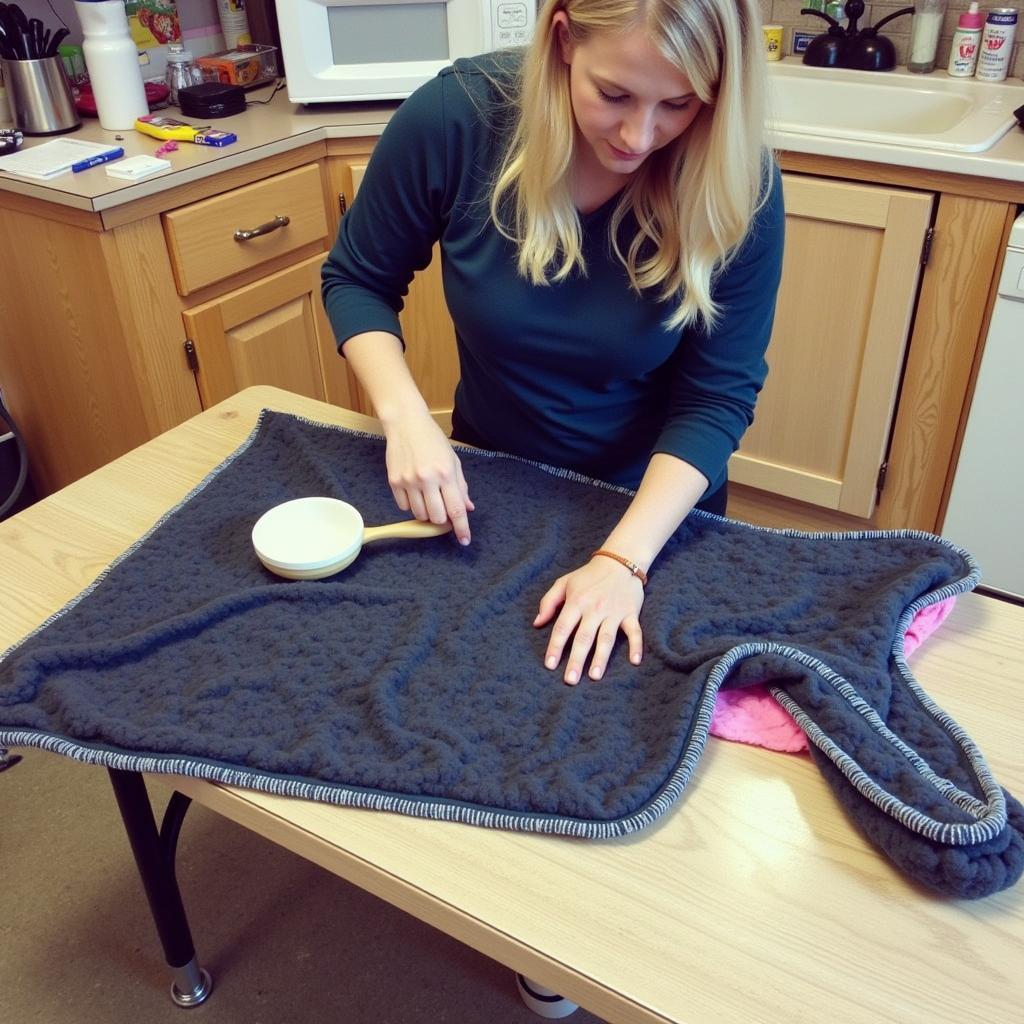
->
0;747;23;772
107;768;213;1007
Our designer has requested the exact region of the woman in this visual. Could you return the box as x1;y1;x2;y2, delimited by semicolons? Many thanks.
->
321;0;785;686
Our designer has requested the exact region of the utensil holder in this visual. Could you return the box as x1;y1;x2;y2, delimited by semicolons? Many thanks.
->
0;56;80;135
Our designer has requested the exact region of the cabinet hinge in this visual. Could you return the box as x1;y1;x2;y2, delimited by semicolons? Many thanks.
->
338;192;347;216
184;339;199;372
920;227;935;268
876;460;889;495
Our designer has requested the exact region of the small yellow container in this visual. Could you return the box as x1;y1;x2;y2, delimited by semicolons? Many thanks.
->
763;24;784;61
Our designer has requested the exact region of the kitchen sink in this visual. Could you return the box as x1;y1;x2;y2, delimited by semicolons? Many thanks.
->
767;62;1024;153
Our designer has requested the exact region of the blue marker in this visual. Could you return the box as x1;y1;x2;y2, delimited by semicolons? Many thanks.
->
71;147;125;173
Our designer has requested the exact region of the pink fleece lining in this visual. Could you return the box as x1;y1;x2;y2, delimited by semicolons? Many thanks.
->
709;598;957;753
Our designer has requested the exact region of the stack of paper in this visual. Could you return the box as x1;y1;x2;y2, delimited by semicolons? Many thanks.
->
0;138;125;180
105;155;172;180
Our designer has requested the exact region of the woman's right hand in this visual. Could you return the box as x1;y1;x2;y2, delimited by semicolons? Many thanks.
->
382;409;474;545
336;332;473;543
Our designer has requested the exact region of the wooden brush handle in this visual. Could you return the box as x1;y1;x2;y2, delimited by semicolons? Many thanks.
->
362;520;452;544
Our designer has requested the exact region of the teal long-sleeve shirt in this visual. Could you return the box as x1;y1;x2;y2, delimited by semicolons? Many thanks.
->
322;55;785;493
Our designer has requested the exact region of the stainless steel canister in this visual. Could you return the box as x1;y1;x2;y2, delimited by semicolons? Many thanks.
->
0;56;80;135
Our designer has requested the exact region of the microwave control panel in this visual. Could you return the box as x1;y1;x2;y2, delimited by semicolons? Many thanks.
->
491;0;535;48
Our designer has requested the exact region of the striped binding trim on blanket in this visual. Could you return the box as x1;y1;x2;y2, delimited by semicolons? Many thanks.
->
0;410;994;845
1;631;1000;844
0;728;707;838
765;628;1006;846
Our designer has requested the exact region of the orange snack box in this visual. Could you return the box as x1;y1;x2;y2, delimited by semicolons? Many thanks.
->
196;44;277;88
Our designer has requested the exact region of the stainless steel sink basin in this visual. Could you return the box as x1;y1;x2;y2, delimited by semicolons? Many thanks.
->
767;62;1024;153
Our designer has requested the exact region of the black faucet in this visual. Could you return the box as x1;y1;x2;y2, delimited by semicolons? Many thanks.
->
800;0;914;71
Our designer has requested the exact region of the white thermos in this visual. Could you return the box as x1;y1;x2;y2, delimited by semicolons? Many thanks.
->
74;1;149;130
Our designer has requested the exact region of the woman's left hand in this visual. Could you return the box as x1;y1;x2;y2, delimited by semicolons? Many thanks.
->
534;558;644;685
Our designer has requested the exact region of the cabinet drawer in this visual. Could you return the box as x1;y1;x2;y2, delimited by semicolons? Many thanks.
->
163;164;329;296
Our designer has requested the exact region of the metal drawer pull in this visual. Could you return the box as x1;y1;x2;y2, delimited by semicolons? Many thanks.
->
234;215;290;242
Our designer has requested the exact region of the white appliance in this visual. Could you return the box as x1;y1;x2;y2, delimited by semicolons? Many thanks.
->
276;0;536;104
941;211;1024;601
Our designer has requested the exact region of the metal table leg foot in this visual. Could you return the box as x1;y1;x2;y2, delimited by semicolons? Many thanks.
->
107;768;213;1007
171;959;213;1007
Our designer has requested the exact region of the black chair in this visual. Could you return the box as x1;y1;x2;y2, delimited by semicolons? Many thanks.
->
0;391;32;521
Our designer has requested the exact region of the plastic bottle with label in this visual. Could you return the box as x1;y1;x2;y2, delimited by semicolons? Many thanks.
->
74;0;149;130
947;2;984;77
975;8;1018;82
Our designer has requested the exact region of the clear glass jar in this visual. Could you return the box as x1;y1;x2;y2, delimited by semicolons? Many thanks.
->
164;43;204;106
908;0;948;73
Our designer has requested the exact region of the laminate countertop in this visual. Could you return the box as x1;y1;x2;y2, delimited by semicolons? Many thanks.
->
2;70;1023;213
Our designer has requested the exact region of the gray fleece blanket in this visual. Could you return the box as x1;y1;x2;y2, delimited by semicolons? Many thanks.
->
1;411;1021;899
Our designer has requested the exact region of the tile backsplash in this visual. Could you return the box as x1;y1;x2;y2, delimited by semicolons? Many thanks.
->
7;0;1021;83
760;0;1024;78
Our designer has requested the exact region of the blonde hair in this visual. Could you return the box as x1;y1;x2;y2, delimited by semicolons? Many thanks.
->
489;0;770;330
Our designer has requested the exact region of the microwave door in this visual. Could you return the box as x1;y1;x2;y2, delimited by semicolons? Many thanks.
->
277;0;533;103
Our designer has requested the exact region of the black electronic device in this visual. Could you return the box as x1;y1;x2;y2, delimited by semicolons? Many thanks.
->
177;82;246;119
0;127;23;155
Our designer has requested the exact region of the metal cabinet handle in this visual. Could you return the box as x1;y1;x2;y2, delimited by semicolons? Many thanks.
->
234;215;290;242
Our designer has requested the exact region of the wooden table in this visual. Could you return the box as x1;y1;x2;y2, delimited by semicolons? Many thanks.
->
2;386;1022;1023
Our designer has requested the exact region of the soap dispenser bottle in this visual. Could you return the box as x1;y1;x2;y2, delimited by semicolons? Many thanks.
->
947;2;985;77
907;0;948;73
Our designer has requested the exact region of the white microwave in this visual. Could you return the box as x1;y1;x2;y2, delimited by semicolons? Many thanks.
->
276;0;536;103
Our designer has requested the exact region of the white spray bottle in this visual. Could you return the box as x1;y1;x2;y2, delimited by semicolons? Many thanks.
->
947;2;985;78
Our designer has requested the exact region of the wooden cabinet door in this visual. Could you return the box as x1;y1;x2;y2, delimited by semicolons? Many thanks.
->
182;253;357;410
729;175;934;519
329;156;460;432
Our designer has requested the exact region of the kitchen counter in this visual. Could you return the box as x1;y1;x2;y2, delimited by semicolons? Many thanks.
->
2;69;1024;213
772;116;1024;182
0;84;399;212
770;58;1024;182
